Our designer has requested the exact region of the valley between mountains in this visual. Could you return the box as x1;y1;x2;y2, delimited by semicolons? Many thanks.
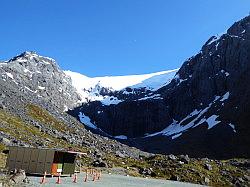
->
0;15;250;186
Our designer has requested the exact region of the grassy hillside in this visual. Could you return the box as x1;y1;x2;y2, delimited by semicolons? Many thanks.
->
0;106;249;186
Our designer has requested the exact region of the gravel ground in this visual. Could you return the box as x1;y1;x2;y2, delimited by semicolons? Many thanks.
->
27;173;204;187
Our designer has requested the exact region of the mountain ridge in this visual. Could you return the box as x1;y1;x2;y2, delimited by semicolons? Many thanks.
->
64;69;178;104
68;15;250;159
0;15;249;160
0;50;149;162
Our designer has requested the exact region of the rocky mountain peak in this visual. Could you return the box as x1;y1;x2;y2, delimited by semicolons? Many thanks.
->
6;51;62;77
18;51;37;57
9;51;55;64
0;52;81;111
227;15;250;37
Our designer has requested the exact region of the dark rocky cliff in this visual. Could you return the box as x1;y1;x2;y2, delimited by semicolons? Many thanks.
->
70;16;250;158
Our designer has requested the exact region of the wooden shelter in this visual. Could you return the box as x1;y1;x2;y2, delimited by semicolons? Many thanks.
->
6;146;86;175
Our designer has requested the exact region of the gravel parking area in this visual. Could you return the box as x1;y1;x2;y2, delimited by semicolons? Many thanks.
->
27;173;204;187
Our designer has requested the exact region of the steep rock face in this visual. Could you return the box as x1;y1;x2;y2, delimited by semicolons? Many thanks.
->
70;99;172;137
0;51;81;111
157;15;250;137
70;16;250;158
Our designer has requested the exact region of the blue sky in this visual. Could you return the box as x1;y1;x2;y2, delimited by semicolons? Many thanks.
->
0;1;249;77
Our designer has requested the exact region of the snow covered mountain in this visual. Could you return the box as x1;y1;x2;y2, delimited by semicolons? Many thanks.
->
68;15;250;159
64;69;178;105
1;16;249;159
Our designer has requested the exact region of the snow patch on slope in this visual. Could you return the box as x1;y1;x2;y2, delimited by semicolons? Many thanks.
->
6;72;14;79
206;115;220;129
101;96;123;106
220;92;230;102
172;133;182;140
78;112;97;129
38;86;45;90
65;69;178;104
130;69;178;91
145;92;231;139
207;35;221;45
228;123;236;133
114;135;128;140
138;94;163;101
65;69;178;92
78;112;128;139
